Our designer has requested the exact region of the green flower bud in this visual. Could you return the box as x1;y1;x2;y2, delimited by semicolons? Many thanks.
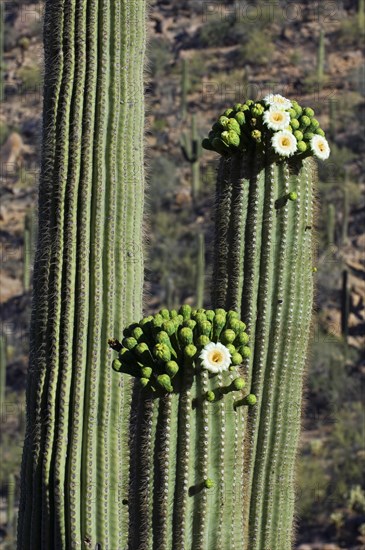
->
194;312;207;324
160;308;170;319
235;111;246;126
166;360;179;378
290;119;300;130
251;103;264;117
292;101;302;116
135;342;154;363
155;331;171;346
162;320;176;336
227;118;241;135
303;107;314;117
215;308;226;317
141;366;152;379
241;104;250;111
299;115;311;128
198;320;212;337
179;327;193;346
196;335;210;348
170;309;178;318
184;344;197;359
246;394;257;406
132;326;144;341
179;304;192;320
297;141;307;153
227;319;241;333
205;391;216;402
153;343;171;362
157;374;173;393
288;108;297;119
234;103;243;111
288;192;298;201
122;337;138;350
315;128;325;136
220;329;236;344
293;130;303;141
240;346;251;358
303;132;314;141
235;331;249;345
224;108;234;117
251;129;262;143
232;377;245;391
140;378;150;388
310;118;319;129
152;314;163;327
312;267;318;273
231;352;243;366
112;358;122;372
221;130;240;148
204;478;214;489
245;99;254;106
205;310;215;322
183;319;196;330
219;115;230;128
213;313;226;341
226;344;236;355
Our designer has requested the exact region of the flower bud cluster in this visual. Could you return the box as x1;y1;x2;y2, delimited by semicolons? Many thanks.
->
110;306;251;395
202;94;330;161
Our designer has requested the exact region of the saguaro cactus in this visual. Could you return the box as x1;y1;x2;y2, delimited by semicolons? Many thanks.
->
202;95;330;549
196;232;205;309
110;305;255;548
181;114;202;202
317;29;325;89
18;1;147;548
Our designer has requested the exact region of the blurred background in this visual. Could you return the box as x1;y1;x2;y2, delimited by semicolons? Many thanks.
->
0;0;364;548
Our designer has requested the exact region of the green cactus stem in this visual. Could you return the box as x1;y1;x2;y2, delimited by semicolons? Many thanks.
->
327;203;336;247
181;57;189;119
341;269;350;341
181;114;202;202
110;306;256;548
359;0;364;31
17;1;147;548
341;176;349;245
203;95;329;549
317;29;325;89
196;232;205;309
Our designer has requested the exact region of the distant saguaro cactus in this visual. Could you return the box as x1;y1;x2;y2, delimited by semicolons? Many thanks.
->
18;1;147;548
181;114;202;202
180;57;189;119
196;232;205;309
202;94;330;548
317;29;325;89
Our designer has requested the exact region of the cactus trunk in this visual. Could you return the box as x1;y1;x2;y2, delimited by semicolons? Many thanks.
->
18;1;146;548
212;151;315;548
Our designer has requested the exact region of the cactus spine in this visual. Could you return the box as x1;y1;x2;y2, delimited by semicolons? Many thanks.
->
17;1;146;548
181;114;202;202
111;306;254;548
196;232;205;308
202;96;327;549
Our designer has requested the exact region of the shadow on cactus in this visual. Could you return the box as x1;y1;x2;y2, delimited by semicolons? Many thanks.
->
109;306;256;548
